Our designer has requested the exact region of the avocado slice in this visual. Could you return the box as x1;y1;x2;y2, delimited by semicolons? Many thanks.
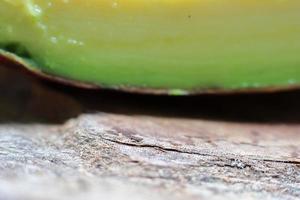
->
1;0;300;95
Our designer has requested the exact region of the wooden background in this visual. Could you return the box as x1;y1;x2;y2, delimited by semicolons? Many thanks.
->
0;63;299;200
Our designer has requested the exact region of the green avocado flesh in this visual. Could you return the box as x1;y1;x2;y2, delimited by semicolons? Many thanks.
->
1;0;300;94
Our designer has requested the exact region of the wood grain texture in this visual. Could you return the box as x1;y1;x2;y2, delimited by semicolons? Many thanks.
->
0;65;299;200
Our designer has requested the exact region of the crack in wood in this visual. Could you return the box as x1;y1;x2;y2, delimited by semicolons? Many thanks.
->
100;134;300;166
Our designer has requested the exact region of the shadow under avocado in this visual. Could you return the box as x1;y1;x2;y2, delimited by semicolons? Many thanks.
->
1;62;300;124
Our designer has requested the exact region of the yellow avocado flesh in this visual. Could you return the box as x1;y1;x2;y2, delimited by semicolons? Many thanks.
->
1;0;300;94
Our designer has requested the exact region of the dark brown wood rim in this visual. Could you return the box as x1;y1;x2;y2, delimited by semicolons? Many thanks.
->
1;50;300;95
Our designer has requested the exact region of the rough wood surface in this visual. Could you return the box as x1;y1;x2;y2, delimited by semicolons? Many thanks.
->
0;65;299;200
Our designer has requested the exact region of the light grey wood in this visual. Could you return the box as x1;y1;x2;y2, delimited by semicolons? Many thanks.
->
0;113;299;200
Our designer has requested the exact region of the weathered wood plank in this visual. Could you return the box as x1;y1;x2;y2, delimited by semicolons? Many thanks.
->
0;114;299;200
